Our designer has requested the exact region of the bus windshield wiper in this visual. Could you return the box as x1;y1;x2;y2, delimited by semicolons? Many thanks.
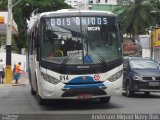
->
62;56;69;65
89;45;106;65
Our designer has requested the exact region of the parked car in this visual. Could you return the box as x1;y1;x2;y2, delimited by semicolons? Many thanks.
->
123;57;160;97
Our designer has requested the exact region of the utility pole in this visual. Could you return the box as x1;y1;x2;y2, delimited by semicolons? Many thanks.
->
5;0;12;84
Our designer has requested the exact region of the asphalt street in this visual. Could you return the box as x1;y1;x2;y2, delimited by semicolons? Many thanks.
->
0;74;160;120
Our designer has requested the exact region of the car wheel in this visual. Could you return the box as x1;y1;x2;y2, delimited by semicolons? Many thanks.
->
126;81;134;97
99;97;110;103
145;92;150;96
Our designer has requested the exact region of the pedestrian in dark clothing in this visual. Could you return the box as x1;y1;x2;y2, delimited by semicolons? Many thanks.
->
13;64;16;82
0;59;5;83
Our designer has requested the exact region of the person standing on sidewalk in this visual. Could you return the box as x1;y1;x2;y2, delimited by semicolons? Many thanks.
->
13;64;16;82
14;62;23;84
0;59;5;83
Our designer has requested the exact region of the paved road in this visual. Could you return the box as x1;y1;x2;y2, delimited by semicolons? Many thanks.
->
0;74;160;119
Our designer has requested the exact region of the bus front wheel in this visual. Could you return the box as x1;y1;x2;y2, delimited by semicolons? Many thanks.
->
31;87;36;95
37;95;47;105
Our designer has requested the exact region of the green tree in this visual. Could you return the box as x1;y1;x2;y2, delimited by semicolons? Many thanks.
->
114;0;159;40
0;0;7;10
149;0;160;25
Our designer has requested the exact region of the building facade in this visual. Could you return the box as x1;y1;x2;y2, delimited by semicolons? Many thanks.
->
64;0;118;9
0;12;18;52
92;0;117;5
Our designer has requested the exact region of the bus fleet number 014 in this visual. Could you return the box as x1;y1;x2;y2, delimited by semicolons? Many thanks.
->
60;75;69;81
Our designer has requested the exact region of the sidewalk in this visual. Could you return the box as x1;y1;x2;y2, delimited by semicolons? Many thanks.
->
0;72;29;87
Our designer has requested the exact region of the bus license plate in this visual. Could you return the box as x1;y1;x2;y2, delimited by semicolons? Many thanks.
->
149;82;160;86
77;94;92;99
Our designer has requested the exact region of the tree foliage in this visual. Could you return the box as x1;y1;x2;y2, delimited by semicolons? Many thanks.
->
0;0;7;10
114;0;160;39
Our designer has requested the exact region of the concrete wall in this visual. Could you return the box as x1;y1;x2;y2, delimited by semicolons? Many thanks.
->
142;49;151;58
0;53;26;71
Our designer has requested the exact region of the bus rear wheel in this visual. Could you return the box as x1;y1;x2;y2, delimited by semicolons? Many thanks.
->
99;97;110;103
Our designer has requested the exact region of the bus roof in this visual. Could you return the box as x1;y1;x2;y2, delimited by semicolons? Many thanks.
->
40;9;116;18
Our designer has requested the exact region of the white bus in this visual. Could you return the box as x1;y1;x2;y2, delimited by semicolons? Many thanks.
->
28;9;123;105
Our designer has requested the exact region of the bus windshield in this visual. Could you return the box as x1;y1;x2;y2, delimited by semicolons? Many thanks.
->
41;16;122;65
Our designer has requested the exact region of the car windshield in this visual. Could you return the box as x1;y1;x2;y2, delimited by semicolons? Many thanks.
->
41;16;122;65
130;59;159;70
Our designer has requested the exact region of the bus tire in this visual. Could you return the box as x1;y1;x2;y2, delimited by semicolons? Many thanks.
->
99;97;110;103
145;92;150;96
37;95;46;105
31;87;36;95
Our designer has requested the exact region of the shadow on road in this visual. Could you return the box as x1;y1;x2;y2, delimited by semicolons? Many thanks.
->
122;92;160;98
35;92;160;110
33;96;123;111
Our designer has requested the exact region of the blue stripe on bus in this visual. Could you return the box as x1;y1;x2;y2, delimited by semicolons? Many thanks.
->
63;83;105;89
67;76;97;84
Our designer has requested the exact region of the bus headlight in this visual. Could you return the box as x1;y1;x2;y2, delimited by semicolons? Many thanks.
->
41;72;61;84
107;70;123;82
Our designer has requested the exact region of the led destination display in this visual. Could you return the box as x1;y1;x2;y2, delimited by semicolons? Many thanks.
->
50;17;108;26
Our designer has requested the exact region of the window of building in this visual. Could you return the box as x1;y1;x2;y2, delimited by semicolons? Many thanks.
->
88;6;92;9
89;0;93;4
96;0;100;3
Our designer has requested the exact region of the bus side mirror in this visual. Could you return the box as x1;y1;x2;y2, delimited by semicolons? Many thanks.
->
123;66;127;71
123;62;129;71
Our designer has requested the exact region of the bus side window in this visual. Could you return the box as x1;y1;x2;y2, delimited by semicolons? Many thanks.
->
42;29;53;58
108;32;113;46
30;32;34;55
28;34;32;55
35;27;40;61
